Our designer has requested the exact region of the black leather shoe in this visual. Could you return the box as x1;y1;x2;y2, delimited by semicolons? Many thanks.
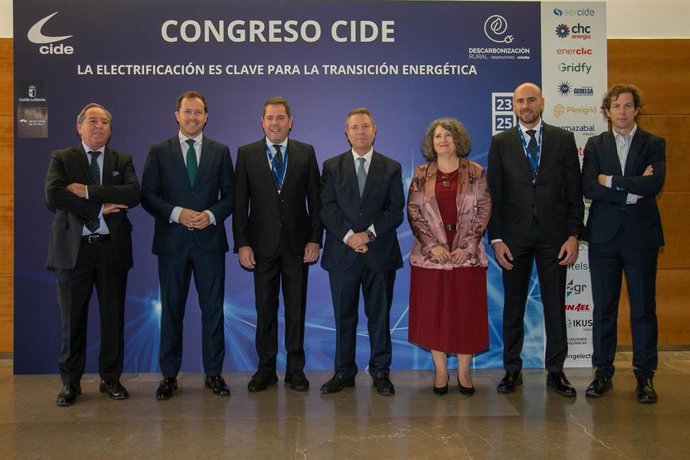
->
546;371;577;397
99;380;129;400
497;371;522;393
458;377;475;397
585;375;613;398
156;377;178;400
636;377;658;404
433;374;449;396
320;373;356;394
285;371;310;392
373;373;395;396
205;375;231;396
247;373;278;393
56;383;81;407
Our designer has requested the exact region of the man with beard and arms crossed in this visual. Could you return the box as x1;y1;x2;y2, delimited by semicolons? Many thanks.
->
141;91;234;400
488;82;584;397
233;97;322;393
319;108;404;396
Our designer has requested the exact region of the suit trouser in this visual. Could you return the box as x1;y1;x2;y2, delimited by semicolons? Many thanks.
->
55;239;127;385
502;220;568;373
157;243;226;378
589;241;658;379
253;244;309;376
328;257;396;379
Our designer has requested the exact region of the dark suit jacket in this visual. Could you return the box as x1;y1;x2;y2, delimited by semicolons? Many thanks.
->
45;145;140;270
582;128;665;247
487;123;584;247
141;135;234;254
320;150;404;272
233;138;322;258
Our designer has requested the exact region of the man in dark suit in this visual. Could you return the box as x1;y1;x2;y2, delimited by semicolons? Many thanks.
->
582;84;665;403
319;108;404;396
141;91;234;400
488;82;584;397
233;96;322;393
45;103;140;406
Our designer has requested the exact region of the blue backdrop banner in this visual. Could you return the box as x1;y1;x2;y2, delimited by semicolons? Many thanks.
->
14;0;552;374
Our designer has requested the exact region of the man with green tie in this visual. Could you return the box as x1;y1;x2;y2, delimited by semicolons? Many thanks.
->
141;91;235;400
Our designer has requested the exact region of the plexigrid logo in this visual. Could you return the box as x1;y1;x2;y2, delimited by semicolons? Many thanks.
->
27;12;75;54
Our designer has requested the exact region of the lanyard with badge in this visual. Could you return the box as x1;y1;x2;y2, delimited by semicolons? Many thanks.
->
517;122;543;181
265;143;287;191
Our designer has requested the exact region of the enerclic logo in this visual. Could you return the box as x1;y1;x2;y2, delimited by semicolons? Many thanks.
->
27;12;74;55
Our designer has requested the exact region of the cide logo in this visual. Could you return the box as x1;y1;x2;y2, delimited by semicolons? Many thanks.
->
27;12;75;55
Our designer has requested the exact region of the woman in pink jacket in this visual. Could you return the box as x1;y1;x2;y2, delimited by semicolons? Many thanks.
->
407;118;491;396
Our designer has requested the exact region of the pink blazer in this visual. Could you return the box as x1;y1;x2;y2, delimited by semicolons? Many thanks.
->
407;160;491;270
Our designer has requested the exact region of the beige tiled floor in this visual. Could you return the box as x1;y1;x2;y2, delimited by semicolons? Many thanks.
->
1;352;689;459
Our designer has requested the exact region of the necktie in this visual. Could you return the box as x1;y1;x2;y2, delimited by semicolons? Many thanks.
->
526;129;538;176
357;157;367;196
618;135;630;173
186;139;197;185
85;151;101;233
273;144;283;188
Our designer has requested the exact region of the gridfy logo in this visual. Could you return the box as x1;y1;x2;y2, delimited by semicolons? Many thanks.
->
484;15;514;44
27;12;74;55
566;279;587;297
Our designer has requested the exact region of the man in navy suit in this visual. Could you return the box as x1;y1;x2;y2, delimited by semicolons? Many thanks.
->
45;103;140;406
319;108;404;396
582;84;665;403
488;83;584;397
233;97;322;393
141;91;235;400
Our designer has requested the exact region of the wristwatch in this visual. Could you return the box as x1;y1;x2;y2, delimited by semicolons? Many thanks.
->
365;229;376;242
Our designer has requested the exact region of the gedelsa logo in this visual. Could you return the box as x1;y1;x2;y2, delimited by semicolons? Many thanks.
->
27;12;74;55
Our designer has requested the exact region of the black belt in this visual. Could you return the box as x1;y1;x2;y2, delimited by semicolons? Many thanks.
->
444;224;457;231
82;234;111;244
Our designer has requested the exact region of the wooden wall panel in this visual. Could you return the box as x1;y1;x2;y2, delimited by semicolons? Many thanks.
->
637;116;690;193
0;38;12;353
608;39;690;116
658;194;690;270
617;270;690;346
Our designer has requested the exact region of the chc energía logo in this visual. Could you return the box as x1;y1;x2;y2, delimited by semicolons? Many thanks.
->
27;12;74;54
484;15;514;44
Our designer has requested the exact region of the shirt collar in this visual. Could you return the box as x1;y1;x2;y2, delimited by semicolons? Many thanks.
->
82;143;104;155
518;118;543;137
179;132;203;145
613;124;637;142
351;148;373;163
265;138;288;155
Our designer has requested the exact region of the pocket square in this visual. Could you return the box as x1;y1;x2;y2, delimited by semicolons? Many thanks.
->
112;171;120;176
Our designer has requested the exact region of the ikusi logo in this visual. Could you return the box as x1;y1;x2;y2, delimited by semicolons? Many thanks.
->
27;12;75;55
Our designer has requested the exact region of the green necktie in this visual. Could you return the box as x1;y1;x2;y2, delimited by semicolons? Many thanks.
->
185;139;197;185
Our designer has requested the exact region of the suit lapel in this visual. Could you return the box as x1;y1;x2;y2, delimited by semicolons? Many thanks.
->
625;129;647;176
173;137;193;188
281;139;298;192
102;147;115;185
510;128;533;179
603;131;623;175
342;151;361;205
75;146;94;183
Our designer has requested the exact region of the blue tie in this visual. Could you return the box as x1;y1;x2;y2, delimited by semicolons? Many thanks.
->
85;151;101;233
526;129;538;176
357;157;367;196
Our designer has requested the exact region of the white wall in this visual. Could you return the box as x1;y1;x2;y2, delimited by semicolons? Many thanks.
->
1;0;688;38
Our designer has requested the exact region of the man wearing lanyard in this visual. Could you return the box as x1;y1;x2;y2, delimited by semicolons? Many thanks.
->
233;97;322;392
487;82;584;397
45;103;140;406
